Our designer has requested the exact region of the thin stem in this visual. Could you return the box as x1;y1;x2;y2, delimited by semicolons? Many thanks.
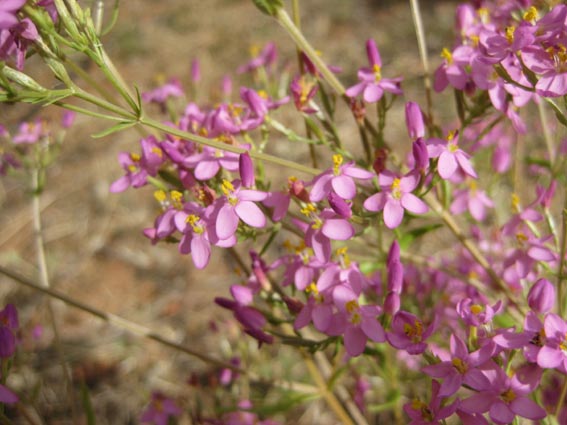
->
0;264;319;395
555;375;567;418
537;100;555;163
72;86;135;119
275;9;346;96
140;117;320;175
31;170;78;421
409;0;434;129
301;352;355;425
557;187;567;317
423;192;527;314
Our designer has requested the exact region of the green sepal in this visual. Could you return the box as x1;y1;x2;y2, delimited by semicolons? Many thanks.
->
251;0;283;16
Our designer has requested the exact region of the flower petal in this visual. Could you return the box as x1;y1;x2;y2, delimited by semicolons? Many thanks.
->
235;201;266;228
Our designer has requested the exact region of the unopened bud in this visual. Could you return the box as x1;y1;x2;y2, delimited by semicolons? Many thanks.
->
239;152;255;188
405;102;425;139
252;0;283;16
528;278;555;314
384;292;401;315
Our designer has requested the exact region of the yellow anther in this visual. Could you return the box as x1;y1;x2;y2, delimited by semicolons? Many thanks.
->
311;218;323;230
198;128;208;137
516;232;528;246
350;311;362;325
469;35;480;47
300;203;317;217
447;130;456;141
391;178;402;200
346;300;359;314
469;180;477;192
128;165;138;172
468;270;478;281
249;44;260;57
373;64;382;82
511;193;521;212
154;190;167;203
332;154;343;175
500;389;516;403
452;358;468;374
336;246;348;256
171;190;183;203
130;153;141;162
404;320;424;342
306;282;319;295
257;90;268;99
221;179;235;197
151;147;163;157
470;304;483;315
478;8;490;24
186;214;204;234
523;6;538;23
505;26;515;44
441;48;453;65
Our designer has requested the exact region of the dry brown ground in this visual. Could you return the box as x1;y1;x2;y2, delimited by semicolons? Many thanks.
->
0;0;458;423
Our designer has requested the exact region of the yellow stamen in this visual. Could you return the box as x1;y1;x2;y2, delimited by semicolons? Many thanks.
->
151;147;163;157
441;48;453;65
523;7;538;23
511;193;520;213
391;178;402;200
505;26;515;44
373;64;382;82
186;214;204;234
501;389;516;403
130;153;141;162
346;300;359;314
470;304;483;315
452;358;468;374
332;154;343;175
300;203;317;217
221;179;235;197
154;190;167;203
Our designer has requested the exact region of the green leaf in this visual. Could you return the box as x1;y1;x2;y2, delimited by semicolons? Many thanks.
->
250;391;318;416
398;224;443;251
91;120;136;138
80;382;97;425
251;0;283;16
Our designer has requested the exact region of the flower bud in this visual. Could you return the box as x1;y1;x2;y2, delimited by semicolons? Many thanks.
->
528;278;555;314
366;39;381;67
384;292;401;315
387;260;404;294
191;58;201;83
239;152;255;188
387;240;400;265
412;138;429;171
251;0;283;16
405;102;425;139
221;75;232;98
328;192;352;218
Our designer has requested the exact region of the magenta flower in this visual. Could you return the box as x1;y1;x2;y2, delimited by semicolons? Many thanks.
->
345;39;403;103
0;383;18;404
460;363;546;424
522;44;567;97
142;78;184;110
387;311;436;355
294;206;355;262
427;131;477;180
405;101;425;139
433;46;473;92
456;298;502;327
174;204;217;269
215;179;267;240
363;170;429;229
12;119;47;144
403;380;459;425
0;0;26;29
422;335;493;397
237;42;277;74
450;181;493;221
528;278;555;314
290;74;319;114
537;313;567;371
140;392;182;425
0;304;18;358
309;154;374;202
294;283;334;333
326;285;385;357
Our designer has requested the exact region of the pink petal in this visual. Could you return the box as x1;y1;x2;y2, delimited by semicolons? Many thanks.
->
322;218;355;240
361;317;385;342
344;326;367;357
216;204;239;240
456;151;478;178
191;236;211;269
438;151;458;179
489;401;515;425
364;192;386;212
510;397;546;420
383;200;404;229
363;84;383;103
331;175;356;200
235;201;266;228
238;189;267;202
401;193;428;214
345;82;366;98
0;384;18;404
310;174;333;202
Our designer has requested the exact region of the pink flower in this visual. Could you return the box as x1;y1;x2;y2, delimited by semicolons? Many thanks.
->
0;304;18;358
363;170;428;229
345;39;403;103
215;180;267;240
140;392;182;425
427;131;477;180
403;380;459;425
460;363;546;424
237;42;277;74
422;335;493;397
387;311;436;355
309;154;373;202
450;181;493;221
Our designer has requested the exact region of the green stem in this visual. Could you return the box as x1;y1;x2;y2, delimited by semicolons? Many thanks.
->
557;187;567;317
275;9;346;96
72;86;135;119
140;117;320;175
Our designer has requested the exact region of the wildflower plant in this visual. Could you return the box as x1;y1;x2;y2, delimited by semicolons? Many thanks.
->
1;0;567;423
